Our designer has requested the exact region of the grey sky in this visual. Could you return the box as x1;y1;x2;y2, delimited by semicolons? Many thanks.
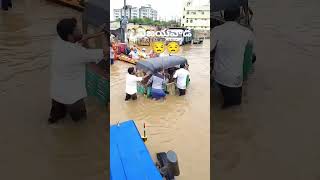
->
110;0;209;21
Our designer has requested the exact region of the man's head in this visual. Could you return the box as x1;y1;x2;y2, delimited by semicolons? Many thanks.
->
128;67;135;75
180;63;186;69
224;8;240;21
56;18;83;43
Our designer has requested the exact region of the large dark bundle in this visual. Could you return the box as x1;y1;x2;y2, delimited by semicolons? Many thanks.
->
213;0;248;11
82;0;108;27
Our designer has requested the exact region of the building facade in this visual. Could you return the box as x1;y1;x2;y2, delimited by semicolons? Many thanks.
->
139;4;157;20
113;4;157;21
181;0;210;30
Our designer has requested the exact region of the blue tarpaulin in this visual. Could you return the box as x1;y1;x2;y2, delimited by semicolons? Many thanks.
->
110;120;162;180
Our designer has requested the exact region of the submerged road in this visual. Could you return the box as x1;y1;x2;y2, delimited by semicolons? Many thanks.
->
0;1;107;179
213;0;320;179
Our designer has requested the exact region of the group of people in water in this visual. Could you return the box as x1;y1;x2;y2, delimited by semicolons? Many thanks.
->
125;63;190;101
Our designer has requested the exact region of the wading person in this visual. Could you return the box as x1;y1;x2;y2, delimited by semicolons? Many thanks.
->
147;70;167;100
48;18;107;124
173;63;190;96
125;67;150;101
110;43;114;65
212;8;255;109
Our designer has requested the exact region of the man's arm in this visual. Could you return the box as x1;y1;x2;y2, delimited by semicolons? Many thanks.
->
248;31;256;55
211;28;218;51
147;76;153;86
136;72;151;82
211;28;218;71
78;32;105;44
77;46;104;64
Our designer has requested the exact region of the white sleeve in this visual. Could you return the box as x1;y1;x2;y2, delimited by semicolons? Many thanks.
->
173;71;178;78
136;76;143;81
77;46;103;63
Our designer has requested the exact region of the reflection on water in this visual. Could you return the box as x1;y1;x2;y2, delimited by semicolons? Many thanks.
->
0;1;107;179
111;41;210;180
212;0;320;179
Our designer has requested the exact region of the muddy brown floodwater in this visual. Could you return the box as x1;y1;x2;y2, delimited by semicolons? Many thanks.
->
213;0;320;179
111;41;210;179
0;0;107;179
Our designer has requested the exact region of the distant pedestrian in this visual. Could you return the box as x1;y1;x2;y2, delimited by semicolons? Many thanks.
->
110;43;114;65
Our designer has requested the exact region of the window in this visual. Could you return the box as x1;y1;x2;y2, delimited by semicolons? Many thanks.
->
186;20;189;23
190;20;193;23
202;11;205;15
183;16;185;18
192;11;196;15
187;11;190;14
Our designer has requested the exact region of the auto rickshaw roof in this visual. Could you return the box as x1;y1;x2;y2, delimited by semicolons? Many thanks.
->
136;56;187;73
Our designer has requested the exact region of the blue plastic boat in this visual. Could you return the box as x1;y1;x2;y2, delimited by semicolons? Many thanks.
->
110;120;162;180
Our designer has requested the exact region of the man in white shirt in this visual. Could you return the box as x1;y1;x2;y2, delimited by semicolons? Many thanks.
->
49;18;106;123
212;8;255;109
125;67;150;101
173;63;190;96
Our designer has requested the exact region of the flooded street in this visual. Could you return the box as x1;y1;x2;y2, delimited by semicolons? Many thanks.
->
111;41;210;179
213;0;320;179
0;0;107;179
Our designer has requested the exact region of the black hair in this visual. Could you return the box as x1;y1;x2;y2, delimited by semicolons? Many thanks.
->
56;18;77;41
180;63;185;68
128;67;135;74
224;8;240;21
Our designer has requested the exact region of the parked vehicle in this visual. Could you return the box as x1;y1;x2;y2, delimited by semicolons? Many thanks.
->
192;30;205;44
136;56;190;97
